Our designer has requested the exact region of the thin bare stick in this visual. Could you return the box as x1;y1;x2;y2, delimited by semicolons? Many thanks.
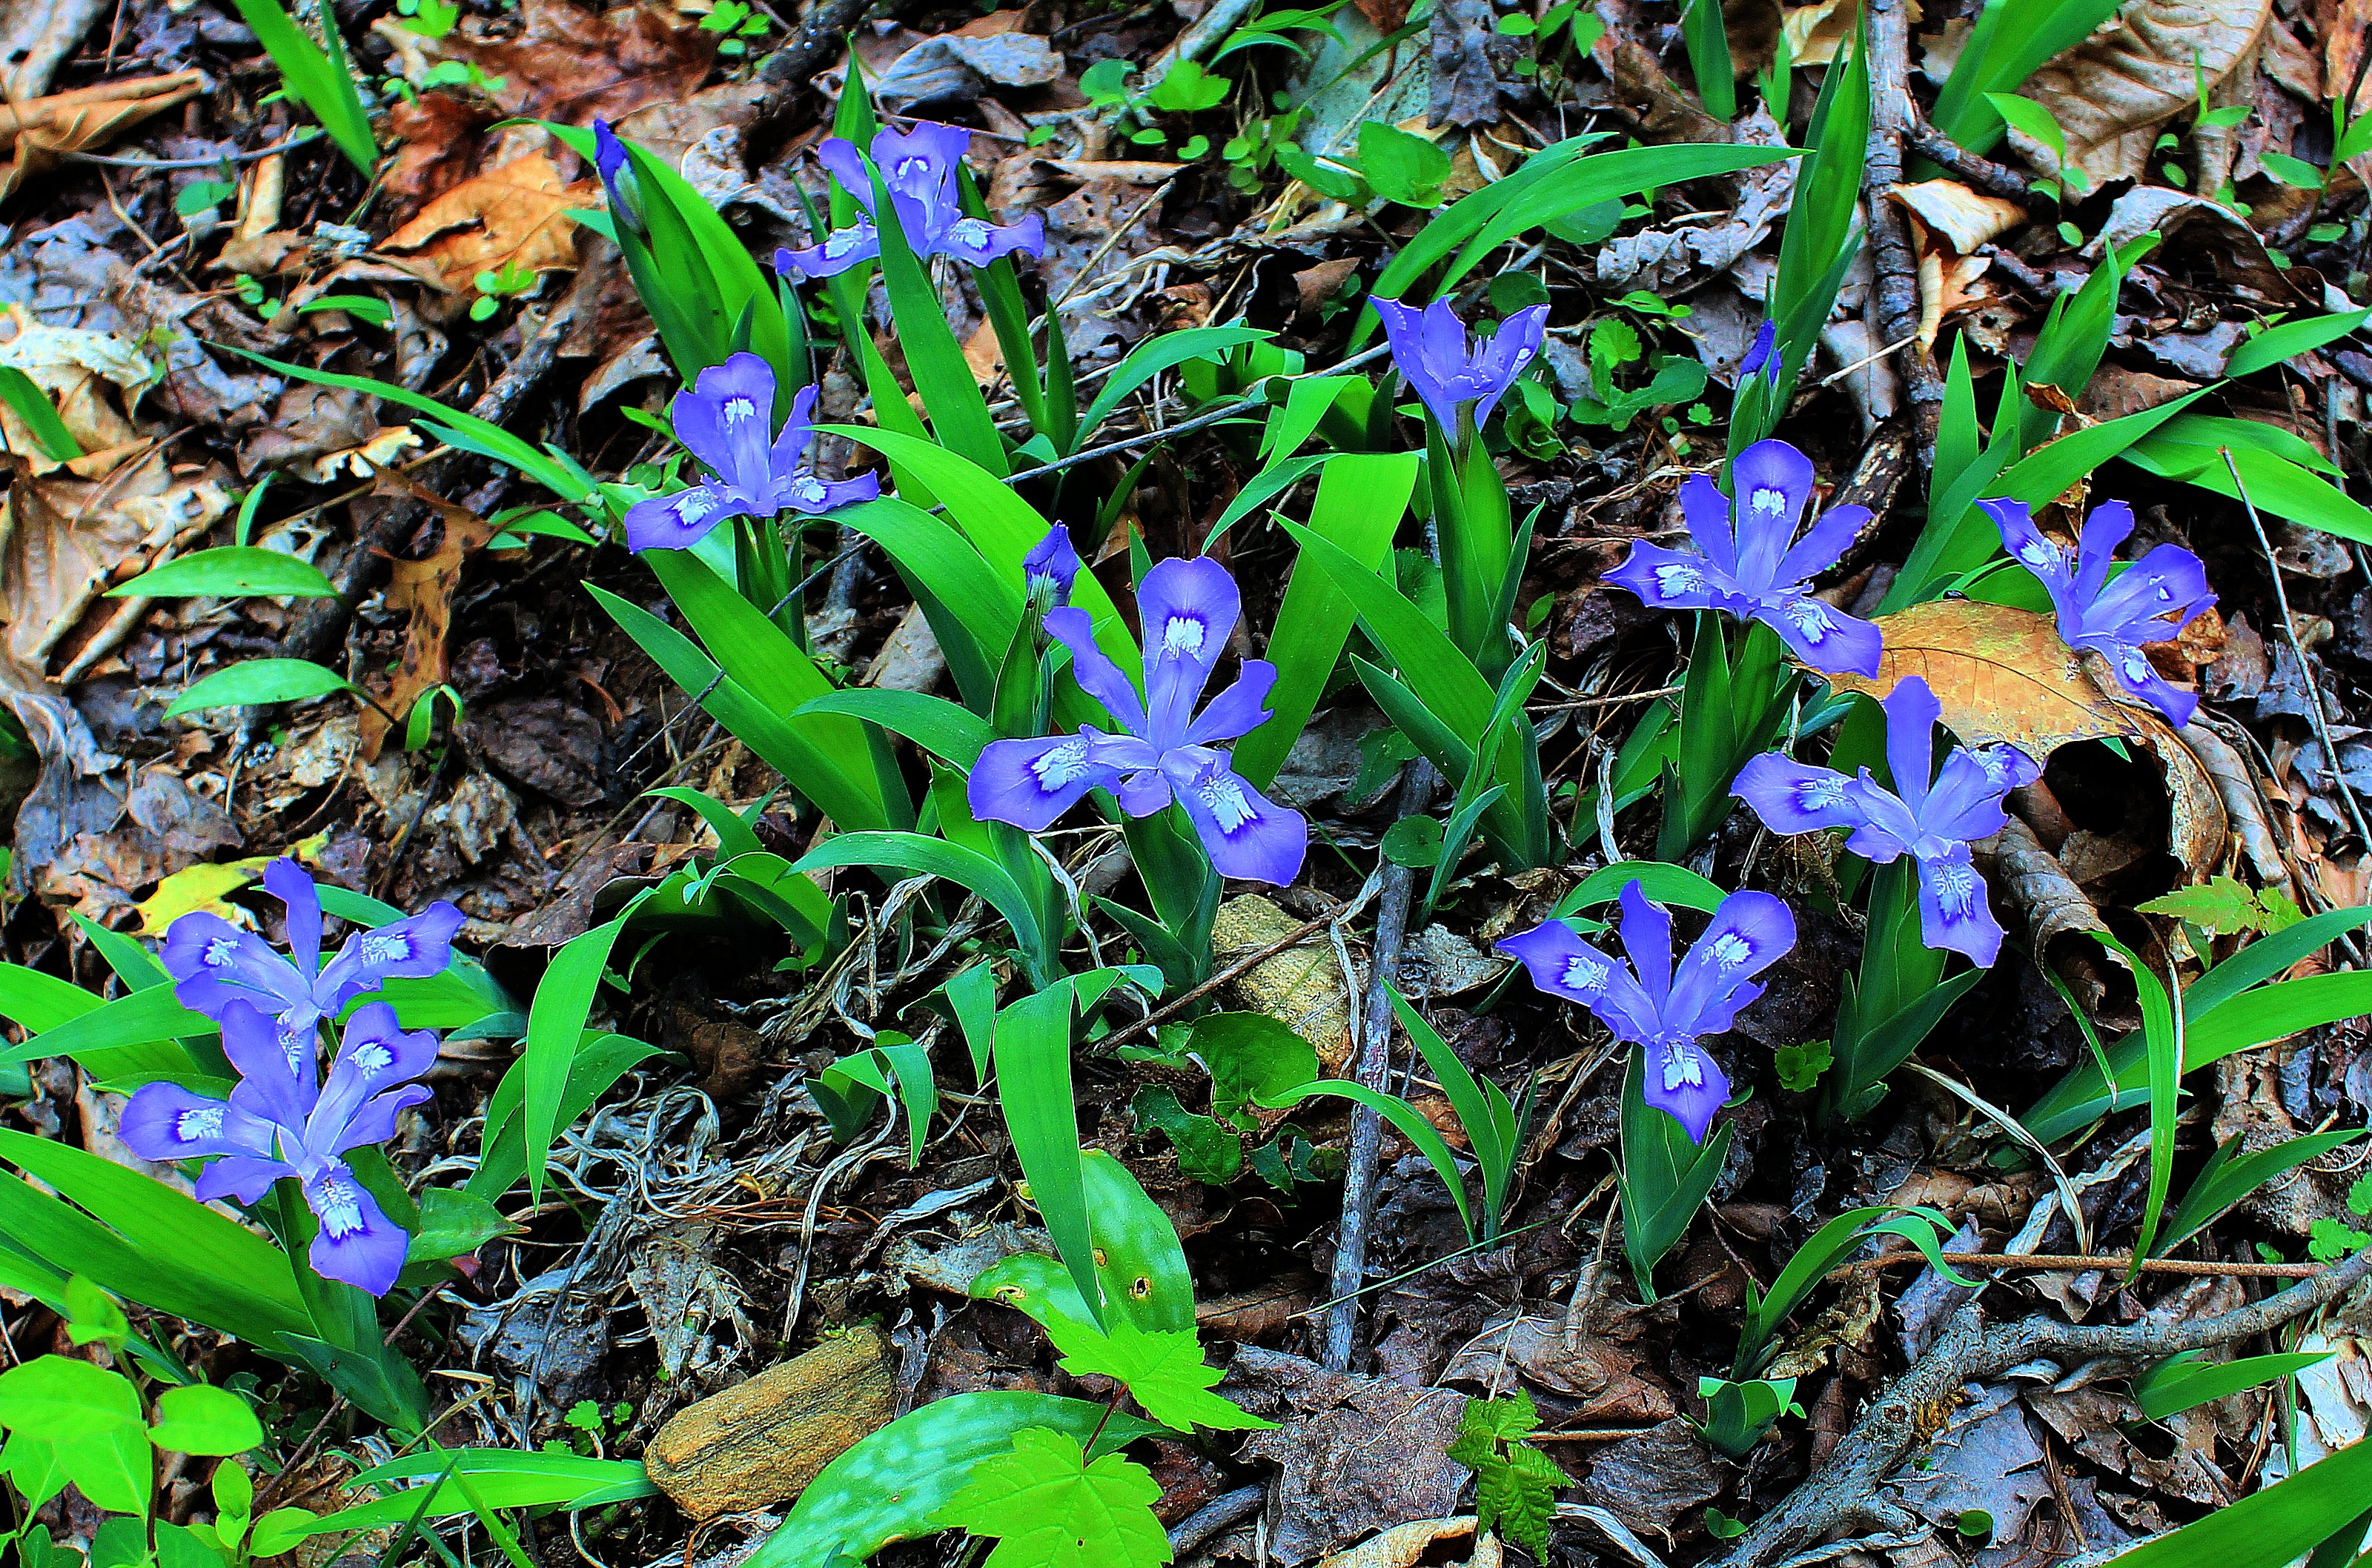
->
1835;1250;2325;1280
2222;447;2372;848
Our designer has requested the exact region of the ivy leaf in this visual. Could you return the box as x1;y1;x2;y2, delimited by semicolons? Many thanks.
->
1447;1391;1566;1556
1044;1320;1272;1432
938;1426;1173;1568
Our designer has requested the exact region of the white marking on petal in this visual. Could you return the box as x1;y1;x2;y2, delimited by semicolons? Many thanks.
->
352;1041;394;1077
2015;538;2057;568
1709;932;1752;970
1652;562;1705;596
675;491;718;525
722;396;757;428
2121;649;2153;684
1930;859;1983;918
1660;1040;1706;1092
822;228;864;259
1160;615;1206;658
204;937;242;969
1783;599;1830;640
947;217;993;249
1795;774;1849;811
360;931;409;965
1560;953;1608;994
1197;771;1257;834
1029;737;1097;791
314;1173;366;1240
1748;487;1787;524
786;474;829;510
177;1105;225;1140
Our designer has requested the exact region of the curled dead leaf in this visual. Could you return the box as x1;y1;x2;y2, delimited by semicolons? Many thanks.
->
380;151;599;294
0;71;205;202
1890;179;2025;256
1826;601;2144;756
1313;1518;1482;1568
437;0;717;127
1994;816;2120;1010
356;471;499;760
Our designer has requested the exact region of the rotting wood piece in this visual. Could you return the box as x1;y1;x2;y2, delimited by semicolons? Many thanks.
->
645;1326;897;1519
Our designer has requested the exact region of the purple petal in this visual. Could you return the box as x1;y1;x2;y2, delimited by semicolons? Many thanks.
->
303;1163;409;1296
676;353;778;498
1640;1039;1731;1145
1772;503;1870;587
1734;752;1864;835
1880;677;1943;815
1617;883;1674;1012
592;120;642;236
1755;591;1883;677
194;1155;294;1205
1726;439;1815;590
264;859;323;976
1467;302;1548;432
219;997;316;1126
1138;557;1239;746
1045;607;1148;737
314;901;466;1014
329;1086;435;1155
625;482;751;554
1164;751;1306;886
2087;543;2215;643
1024;524;1083;608
2090;640;2201;725
936;213;1045;267
1980;497;2076;603
2070;499;2136;606
815;137;873;213
874;120;972;196
1918;745;2025;844
1114;768;1173;817
774;222;881;279
162;914;309;1023
1737;319;1777;383
1913;844;2006;966
766;383;821;480
1840;775;1923;863
968;731;1132;830
1666;889;1795;1040
1603;539;1730;613
308;1000;438;1154
1677;474;1740;577
779;469;880;516
1498;917;1663;1044
119;1083;278;1164
1184;662;1276;747
1372;296;1462;435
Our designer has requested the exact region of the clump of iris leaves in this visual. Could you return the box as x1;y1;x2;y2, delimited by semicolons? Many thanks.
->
10;16;2372;1568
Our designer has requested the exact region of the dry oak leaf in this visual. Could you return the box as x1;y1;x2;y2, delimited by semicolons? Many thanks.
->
356;470;497;760
382;90;500;213
1824;600;2144;756
0;71;204;202
2010;0;2271;187
1889;179;2024;256
443;0;717;127
380;151;598;293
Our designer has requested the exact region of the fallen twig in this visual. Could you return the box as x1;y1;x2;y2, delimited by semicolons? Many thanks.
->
1324;760;1440;1370
1712;1246;2372;1568
1861;0;1942;448
1836;1249;2325;1280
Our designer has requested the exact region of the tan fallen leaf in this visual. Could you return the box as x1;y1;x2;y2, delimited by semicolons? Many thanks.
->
2012;0;2270;187
293;425;425;485
0;71;205;201
356;471;499;760
380;150;599;293
0;309;159;466
1313;1518;1480;1568
434;0;716;127
1891;179;2025;255
1826;600;2144;756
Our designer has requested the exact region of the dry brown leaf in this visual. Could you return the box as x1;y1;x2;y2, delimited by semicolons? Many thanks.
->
2015;0;2271;186
383;91;500;215
1891;179;2025;254
380;151;599;293
2136;708;2233;884
292;426;424;485
0;310;153;472
1313;1519;1480;1568
442;0;718;127
0;72;203;201
1826;600;2144;755
357;472;499;760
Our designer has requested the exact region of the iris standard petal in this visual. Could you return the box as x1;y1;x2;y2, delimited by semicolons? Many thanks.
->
1603;539;1732;613
1726;439;1817;588
265;857;324;975
1758;591;1884;677
1733;752;1864;834
1881;677;1944;816
1617;882;1674;1012
1666;889;1796;1041
1839;774;1924;863
874;121;972;199
315;902;465;1014
696;353;781;499
1166;754;1307;886
1045;607;1148;736
330;1085;436;1155
1184;661;1277;746
119;1083;279;1164
1138;556;1240;745
2070;498;2136;606
1676;474;1741;575
969;732;1131;830
1371;296;1462;435
815;137;872;213
1772;502;1871;588
303;1162;410;1295
1913;843;2006;965
1641;1038;1731;1146
1918;745;2029;845
162;914;310;1023
1024;524;1083;607
309;1000;437;1152
217;997;315;1123
766;382;822;480
1466;302;1548;431
625;482;752;554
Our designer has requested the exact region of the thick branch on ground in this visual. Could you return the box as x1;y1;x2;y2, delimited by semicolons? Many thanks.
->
1902;116;2042;209
1861;0;1942;440
1713;1247;2372;1568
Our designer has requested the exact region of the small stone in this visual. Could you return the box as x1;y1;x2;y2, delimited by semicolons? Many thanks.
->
644;1327;895;1519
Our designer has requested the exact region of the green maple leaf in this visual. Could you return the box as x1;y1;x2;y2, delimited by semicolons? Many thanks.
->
938;1426;1173;1568
1448;1391;1565;1556
1044;1319;1272;1433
